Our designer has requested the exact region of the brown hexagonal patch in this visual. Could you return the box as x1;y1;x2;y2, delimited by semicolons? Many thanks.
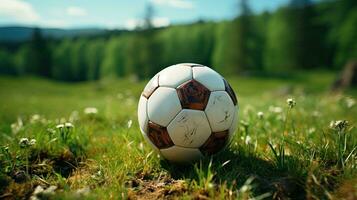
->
177;79;210;110
142;75;159;98
147;121;174;149
223;79;237;105
199;130;229;155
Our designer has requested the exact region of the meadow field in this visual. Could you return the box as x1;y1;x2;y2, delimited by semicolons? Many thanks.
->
0;71;356;199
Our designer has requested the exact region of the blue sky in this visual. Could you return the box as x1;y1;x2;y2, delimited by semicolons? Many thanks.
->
0;0;289;29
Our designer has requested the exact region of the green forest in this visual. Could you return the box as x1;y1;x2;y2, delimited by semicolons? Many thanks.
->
0;0;356;81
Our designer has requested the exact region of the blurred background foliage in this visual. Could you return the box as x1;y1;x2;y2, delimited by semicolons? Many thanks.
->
0;0;356;81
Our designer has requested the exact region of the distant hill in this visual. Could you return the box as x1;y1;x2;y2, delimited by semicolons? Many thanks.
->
0;26;108;42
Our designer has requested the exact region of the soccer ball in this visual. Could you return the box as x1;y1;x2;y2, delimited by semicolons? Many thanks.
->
137;63;238;163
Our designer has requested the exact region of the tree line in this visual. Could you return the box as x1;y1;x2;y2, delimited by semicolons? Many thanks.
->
0;0;356;81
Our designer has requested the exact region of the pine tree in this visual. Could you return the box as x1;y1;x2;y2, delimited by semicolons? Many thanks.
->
326;0;357;67
139;3;162;78
287;0;326;69
228;0;254;73
29;28;52;77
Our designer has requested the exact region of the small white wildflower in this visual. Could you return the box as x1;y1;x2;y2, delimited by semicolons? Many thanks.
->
64;122;74;128
329;121;335;129
29;139;36;146
84;107;98;115
240;120;249;128
127;120;133;129
11;124;19;134
11;117;23;134
308;127;316;134
287;98;296;108
345;97;355;108
56;124;64;129
330;120;349;131
139;142;144;151
335;120;349;130
30;114;41;123
245;135;251;145
19;138;29;148
257;111;264;119
69;111;79;122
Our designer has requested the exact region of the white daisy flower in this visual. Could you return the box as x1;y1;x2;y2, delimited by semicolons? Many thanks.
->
29;139;36;146
64;122;74;128
19;138;29;148
127;120;133;129
56;124;64;129
287;98;296;108
84;107;98;115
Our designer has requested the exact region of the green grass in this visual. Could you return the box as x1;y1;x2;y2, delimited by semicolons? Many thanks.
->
0;72;356;199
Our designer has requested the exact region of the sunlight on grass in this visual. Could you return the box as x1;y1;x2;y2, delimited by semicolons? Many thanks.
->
0;73;356;199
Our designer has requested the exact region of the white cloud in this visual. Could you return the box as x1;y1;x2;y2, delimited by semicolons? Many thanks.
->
66;6;87;17
125;19;142;30
151;0;194;9
0;0;40;23
125;17;170;30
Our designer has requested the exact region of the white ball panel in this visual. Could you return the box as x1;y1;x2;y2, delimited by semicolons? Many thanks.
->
138;96;149;132
142;74;159;98
147;87;182;127
160;146;203;163
192;67;225;91
228;105;239;142
159;64;193;88
167;109;211;148
205;91;235;132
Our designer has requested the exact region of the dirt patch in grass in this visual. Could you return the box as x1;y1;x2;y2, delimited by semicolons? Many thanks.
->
269;176;305;199
334;178;357;200
25;148;85;178
67;159;105;189
0;181;33;200
127;171;188;200
0;148;85;199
